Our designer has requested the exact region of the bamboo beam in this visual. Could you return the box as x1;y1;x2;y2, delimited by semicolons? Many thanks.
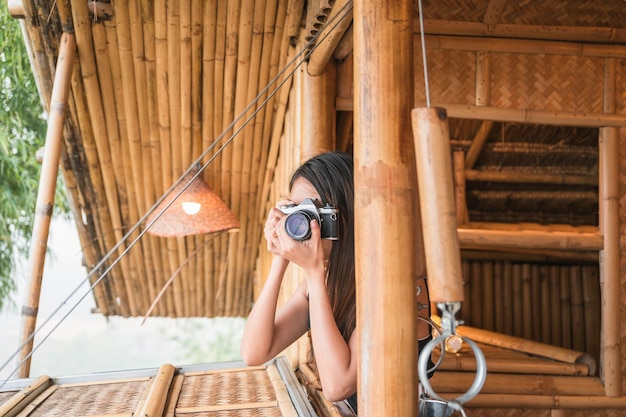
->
412;107;465;303
463;394;626;409
465;169;597;186
306;0;353;77
434;319;597;375
465;121;492;168
424;34;626;59
336;100;626;128
354;1;417;415
16;33;75;378
458;227;602;251
437;356;588;376
421;20;626;45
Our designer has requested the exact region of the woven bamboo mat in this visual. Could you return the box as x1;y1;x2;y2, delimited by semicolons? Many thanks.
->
0;359;310;417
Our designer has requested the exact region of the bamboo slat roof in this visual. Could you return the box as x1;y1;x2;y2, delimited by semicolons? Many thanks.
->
13;0;626;319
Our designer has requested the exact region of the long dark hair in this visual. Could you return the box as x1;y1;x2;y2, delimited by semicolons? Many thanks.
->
289;152;355;342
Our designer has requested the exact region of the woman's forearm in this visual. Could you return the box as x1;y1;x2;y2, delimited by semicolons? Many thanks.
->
306;276;357;401
240;257;288;364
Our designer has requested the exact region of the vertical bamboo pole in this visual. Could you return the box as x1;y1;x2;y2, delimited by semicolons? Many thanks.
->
540;266;551;344
560;266;572;349
570;266;585;351
530;265;541;341
452;151;468;225
470;262;482;327
354;0;417;415
502;261;513;335
16;33;75;378
521;263;532;339
600;56;621;396
482;261;494;331
460;260;471;324
582;265;601;364
412;107;465;304
493;261;503;333
549;265;562;346
512;263;523;337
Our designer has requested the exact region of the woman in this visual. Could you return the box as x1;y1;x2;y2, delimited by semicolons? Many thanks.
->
241;151;358;409
241;151;433;414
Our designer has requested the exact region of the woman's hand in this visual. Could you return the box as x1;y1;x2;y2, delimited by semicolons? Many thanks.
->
264;200;292;255
275;217;326;279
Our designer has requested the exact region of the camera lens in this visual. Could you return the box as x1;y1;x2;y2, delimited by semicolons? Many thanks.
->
284;212;313;240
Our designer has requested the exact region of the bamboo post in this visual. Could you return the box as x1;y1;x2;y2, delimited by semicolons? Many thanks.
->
549;266;562;346
493;261;503;333
412;107;465;303
600;56;621;397
16;33;75;378
452;151;468;225
302;62;336;160
354;1;417;415
539;266;551;344
134;364;176;416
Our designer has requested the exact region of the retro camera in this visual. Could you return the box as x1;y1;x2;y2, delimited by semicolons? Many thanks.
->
279;198;339;241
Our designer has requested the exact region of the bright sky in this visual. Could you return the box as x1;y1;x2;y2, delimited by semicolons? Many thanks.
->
0;216;244;382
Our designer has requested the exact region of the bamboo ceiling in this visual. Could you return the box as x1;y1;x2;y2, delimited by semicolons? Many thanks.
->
13;0;626;319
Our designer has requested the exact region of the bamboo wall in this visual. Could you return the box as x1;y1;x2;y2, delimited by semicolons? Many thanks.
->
457;260;601;366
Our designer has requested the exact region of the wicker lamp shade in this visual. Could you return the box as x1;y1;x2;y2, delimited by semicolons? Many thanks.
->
146;173;240;237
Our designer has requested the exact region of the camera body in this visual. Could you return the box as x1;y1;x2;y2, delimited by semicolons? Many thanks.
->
279;198;339;241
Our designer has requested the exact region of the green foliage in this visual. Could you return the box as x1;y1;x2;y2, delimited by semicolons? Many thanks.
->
0;4;67;311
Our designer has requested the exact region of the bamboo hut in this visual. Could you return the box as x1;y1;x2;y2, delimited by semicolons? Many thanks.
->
2;0;626;416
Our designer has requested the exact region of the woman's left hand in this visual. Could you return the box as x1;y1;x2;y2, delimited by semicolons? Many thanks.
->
275;217;326;279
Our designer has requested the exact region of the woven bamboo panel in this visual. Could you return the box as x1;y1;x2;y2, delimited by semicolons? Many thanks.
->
497;1;626;28
421;0;487;23
27;380;148;417
414;46;476;105
491;54;603;112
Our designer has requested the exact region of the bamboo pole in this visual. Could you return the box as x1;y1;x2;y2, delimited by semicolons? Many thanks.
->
452;151;468;225
549;266;561;347
560;266;572;350
335;99;626;127
463;393;626;409
469;262;482;328
134;364;176;417
482;261;494;331
521;263;532;340
437;355;589;376
412;107;465;303
460;260;471;324
458;228;602;251
302;63;336;159
600;55;621;396
354;1;417;415
306;0;353;77
512;263;522;337
502;261;513;335
441;321;597;375
421;19;626;44
570;266;585;352
0;375;51;417
16;33;75;378
582;265;601;366
540;266;551;344
154;0;176;315
424;34;626;59
493;261;503;333
431;372;605;396
530;265;541;341
465;169;597;186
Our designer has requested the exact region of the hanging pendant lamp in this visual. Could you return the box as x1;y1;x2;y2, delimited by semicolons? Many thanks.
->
146;171;239;237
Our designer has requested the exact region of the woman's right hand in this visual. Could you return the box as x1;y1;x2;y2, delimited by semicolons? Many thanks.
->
264;200;292;254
